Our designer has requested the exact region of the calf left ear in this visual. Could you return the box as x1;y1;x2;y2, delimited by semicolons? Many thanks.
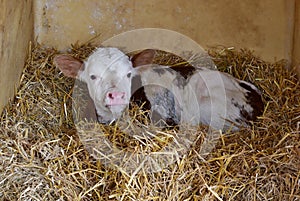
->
53;55;84;78
131;49;156;67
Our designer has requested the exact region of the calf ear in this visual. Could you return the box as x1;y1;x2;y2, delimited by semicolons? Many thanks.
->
131;49;156;67
53;55;84;78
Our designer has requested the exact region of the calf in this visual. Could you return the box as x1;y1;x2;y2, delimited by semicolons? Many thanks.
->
54;47;263;131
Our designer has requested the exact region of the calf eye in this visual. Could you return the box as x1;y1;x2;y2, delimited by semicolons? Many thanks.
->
127;72;131;78
90;75;96;80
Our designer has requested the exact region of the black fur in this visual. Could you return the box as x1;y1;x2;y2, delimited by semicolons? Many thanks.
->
130;74;152;111
130;74;179;127
239;82;264;120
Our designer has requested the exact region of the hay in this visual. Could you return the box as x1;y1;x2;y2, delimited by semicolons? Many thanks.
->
0;42;299;201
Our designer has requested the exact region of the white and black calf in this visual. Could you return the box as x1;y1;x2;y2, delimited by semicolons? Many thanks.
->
54;48;264;131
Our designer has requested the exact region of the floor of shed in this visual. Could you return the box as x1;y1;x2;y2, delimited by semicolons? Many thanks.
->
0;43;299;200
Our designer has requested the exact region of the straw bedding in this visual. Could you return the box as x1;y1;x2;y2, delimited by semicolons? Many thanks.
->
0;42;299;201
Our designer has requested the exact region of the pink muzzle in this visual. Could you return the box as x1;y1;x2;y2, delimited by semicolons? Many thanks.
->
106;92;127;106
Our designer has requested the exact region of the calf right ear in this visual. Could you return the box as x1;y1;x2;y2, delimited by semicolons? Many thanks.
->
53;55;84;78
131;49;156;67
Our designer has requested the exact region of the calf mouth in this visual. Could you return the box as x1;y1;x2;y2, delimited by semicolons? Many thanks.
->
96;112;116;125
105;103;128;115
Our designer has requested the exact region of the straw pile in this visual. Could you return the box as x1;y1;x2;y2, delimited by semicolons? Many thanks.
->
0;42;299;201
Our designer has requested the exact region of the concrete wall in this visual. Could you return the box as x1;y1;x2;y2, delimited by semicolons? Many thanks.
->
34;0;296;65
0;0;299;113
0;0;34;112
293;0;300;76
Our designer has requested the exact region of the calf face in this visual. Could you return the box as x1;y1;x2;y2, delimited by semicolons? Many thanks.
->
54;47;134;123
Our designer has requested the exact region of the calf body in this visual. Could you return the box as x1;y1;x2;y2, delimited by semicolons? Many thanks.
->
54;48;263;131
132;64;263;130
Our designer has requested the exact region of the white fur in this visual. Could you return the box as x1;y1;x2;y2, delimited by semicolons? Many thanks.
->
78;47;133;123
134;66;257;131
69;47;261;131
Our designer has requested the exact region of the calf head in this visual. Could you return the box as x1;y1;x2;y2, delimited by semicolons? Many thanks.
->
54;47;134;123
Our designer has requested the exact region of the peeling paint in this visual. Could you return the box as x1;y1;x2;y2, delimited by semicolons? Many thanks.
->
88;25;96;35
92;8;102;19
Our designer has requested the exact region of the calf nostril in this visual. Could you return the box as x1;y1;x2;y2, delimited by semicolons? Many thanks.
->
108;93;114;99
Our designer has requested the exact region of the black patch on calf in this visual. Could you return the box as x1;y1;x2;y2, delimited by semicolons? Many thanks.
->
232;82;264;122
150;88;179;125
130;74;151;111
231;99;253;123
173;73;189;89
130;74;179;127
170;65;196;89
153;66;193;89
153;64;196;80
239;82;253;92
170;65;196;79
152;68;167;76
239;82;264;120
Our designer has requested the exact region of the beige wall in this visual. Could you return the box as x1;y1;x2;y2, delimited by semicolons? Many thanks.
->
0;0;299;113
35;0;295;65
293;0;300;77
0;0;34;112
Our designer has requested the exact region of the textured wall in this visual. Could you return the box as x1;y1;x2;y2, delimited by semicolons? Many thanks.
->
0;0;34;112
0;0;299;113
293;0;300;77
35;0;295;65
